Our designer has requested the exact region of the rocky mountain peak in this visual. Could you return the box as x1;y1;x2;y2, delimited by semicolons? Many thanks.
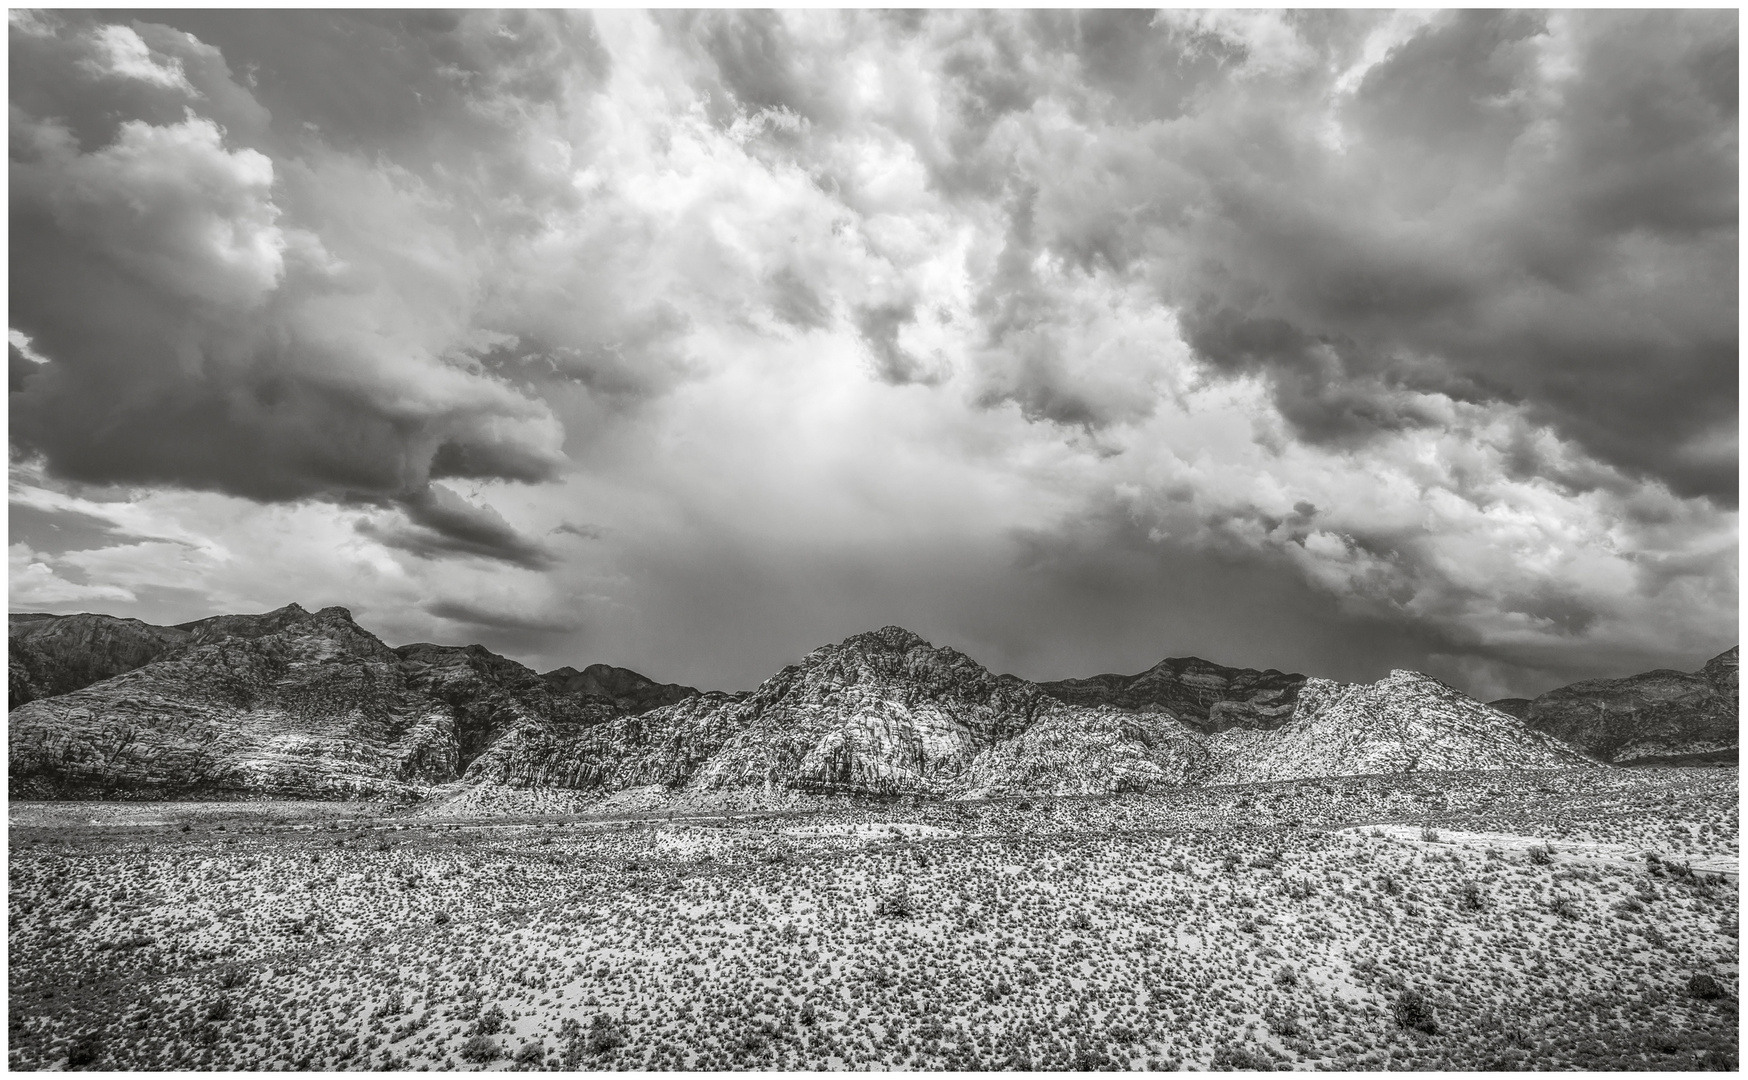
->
537;663;699;714
1491;645;1739;765
812;625;931;658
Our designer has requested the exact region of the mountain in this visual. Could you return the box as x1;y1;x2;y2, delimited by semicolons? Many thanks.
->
467;627;1597;800
8;612;190;708
8;604;620;799
9;608;1632;803
473;626;1062;797
539;663;698;714
1489;648;1738;765
1039;656;1306;732
1209;671;1595;783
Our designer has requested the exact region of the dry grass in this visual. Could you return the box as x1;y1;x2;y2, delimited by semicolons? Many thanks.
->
9;767;1737;1071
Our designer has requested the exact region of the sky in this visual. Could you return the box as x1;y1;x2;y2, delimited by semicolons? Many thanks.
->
7;9;1739;699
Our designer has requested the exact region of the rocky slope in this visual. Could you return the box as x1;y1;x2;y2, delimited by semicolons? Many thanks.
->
539;663;698;714
1209;671;1597;784
470;627;1068;798
1489;648;1738;765
1039;656;1306;732
11;606;1655;802
8;605;620;799
8;612;190;708
468;628;1600;801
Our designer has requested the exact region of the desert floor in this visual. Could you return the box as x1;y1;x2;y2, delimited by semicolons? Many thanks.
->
8;766;1738;1071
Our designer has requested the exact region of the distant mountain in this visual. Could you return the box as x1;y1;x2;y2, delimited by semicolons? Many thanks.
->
1489;648;1738;765
8;605;619;798
470;626;1601;800
1211;671;1593;783
1039;656;1306;732
478;626;1058;797
8;612;190;707
540;663;698;714
9;609;1627;802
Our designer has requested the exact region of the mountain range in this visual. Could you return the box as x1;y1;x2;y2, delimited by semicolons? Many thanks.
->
6;604;1734;802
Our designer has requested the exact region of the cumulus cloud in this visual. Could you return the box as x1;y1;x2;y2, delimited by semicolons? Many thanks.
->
8;11;1736;698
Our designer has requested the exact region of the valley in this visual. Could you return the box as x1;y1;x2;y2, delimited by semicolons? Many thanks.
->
9;767;1738;1072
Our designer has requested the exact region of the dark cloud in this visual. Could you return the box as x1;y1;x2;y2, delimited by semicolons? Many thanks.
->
993;9;1739;501
9;12;569;526
766;266;832;331
9;501;154;555
356;485;553;571
425;598;579;635
854;302;943;387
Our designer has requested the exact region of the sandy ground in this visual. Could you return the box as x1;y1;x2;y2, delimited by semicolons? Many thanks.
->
8;766;1738;1071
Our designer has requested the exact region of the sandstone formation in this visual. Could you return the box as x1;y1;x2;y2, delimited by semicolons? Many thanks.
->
1489;647;1738;765
13;604;1695;803
1039;655;1306;732
1209;670;1597;783
8;605;619;799
8;612;190;707
539;663;698;714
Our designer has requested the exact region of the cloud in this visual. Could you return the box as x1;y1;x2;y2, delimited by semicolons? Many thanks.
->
356;484;553;571
425;599;581;636
10;17;569;515
9;542;137;607
7;11;1735;701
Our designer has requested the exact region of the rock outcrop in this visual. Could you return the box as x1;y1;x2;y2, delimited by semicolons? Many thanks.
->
8;612;190;708
539;663;698;714
1210;670;1597;783
7;605;620;799
11;606;1655;803
1039;656;1306;732
1489;648;1738;765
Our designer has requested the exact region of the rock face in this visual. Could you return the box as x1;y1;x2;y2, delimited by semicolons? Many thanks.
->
1210;671;1596;783
8;605;619;799
8;613;190;708
468;627;1599;800
539;663;698;714
1489;648;1739;765
10;607;1643;802
1039;656;1306;732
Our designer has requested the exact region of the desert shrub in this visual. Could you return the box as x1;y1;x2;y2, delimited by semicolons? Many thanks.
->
473;1003;508;1036
459;1035;500;1063
513;1040;545;1066
1526;845;1552;866
587;1014;625;1055
1210;1043;1275;1070
1392;989;1438;1034
1459;881;1485;912
1546;894;1579;920
875;887;917;920
1687;973;1728;1001
65;1032;102;1069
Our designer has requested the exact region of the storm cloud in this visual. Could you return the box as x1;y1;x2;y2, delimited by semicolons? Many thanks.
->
9;10;1736;699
